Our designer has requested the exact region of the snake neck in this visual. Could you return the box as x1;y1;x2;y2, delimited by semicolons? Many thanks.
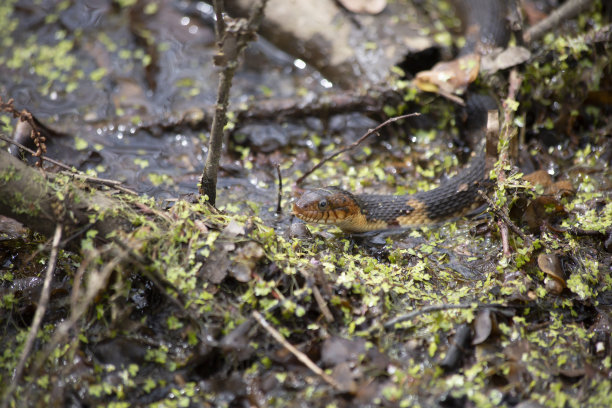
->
354;151;489;227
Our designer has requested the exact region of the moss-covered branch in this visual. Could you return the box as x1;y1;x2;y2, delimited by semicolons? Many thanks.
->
0;149;133;245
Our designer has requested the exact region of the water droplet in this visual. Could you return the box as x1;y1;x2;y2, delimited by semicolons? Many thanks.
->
196;2;213;14
320;78;333;89
293;59;306;69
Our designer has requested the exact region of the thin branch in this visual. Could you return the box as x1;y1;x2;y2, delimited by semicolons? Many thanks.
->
0;134;137;195
477;190;533;247
0;97;45;166
384;303;516;330
275;164;283;214
493;69;524;256
31;245;128;376
60;172;139;196
384;303;475;329
523;0;595;43
252;311;342;390
212;0;226;41
237;87;397;121
296;112;420;186
1;224;63;408
299;269;334;323
0;134;70;170
199;0;269;205
499;220;511;257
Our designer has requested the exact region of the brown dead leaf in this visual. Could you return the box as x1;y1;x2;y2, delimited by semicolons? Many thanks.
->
472;309;497;345
481;46;531;73
321;337;366;367
537;253;566;294
201;248;231;284
330;362;359;394
519;171;573;231
523;170;553;189
414;54;480;99
223;219;246;237
522;1;548;25
524;171;575;196
440;324;472;371
228;242;265;282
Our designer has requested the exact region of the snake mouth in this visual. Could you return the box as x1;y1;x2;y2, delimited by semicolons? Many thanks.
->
292;203;352;224
292;187;360;225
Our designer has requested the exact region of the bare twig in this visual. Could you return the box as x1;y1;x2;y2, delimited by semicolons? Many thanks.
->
523;0;595;43
275;164;283;214
1;224;63;408
0;134;137;195
311;284;334;323
199;0;269;205
252;311;342;390
0;97;46;166
237;87;398;121
299;269;334;323
31;245;128;376
0;134;69;170
213;0;226;40
384;303;475;329
296;112;420;186
492;69;524;257
477;190;533;247
499;220;511;257
484;110;499;172
61;172;139;196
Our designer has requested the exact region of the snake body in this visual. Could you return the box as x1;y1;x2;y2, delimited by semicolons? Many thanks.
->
293;151;489;232
292;0;508;233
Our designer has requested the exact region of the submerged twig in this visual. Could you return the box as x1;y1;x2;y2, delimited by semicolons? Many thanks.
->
252;311;342;390
296;112;420;186
1;224;63;408
199;0;269;205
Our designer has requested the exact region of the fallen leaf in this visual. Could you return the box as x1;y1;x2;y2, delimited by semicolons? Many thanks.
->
414;54;480;98
481;46;531;73
321;336;366;367
223;219;246;237
330;362;359;394
537;252;566;295
472;309;496;345
228;242;265;282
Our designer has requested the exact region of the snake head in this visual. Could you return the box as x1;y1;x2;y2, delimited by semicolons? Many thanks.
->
292;187;360;225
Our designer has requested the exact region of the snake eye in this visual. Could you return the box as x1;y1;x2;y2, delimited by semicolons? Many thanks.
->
318;199;328;210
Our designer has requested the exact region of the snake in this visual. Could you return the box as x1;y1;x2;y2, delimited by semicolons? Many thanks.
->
292;0;509;233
